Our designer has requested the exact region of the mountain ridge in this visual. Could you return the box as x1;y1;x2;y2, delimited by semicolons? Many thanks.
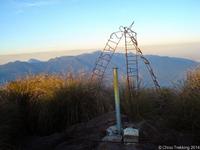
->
0;51;199;87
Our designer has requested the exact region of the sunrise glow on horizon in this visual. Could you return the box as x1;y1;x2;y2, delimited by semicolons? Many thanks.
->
0;0;200;56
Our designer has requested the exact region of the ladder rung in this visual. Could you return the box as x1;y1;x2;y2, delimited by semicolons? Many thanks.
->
128;72;137;75
94;72;104;76
128;60;137;62
127;62;137;65
128;71;137;73
126;49;134;51
128;69;137;71
127;61;137;64
99;55;111;61
101;53;112;57
129;67;138;70
103;49;113;52
95;60;108;66
127;43;133;45
127;58;137;60
96;64;106;69
127;55;136;57
128;74;137;77
127;63;137;66
94;69;104;73
106;44;115;50
108;40;118;44
127;57;136;60
93;72;103;77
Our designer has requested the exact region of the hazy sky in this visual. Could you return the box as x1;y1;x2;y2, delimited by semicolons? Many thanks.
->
0;0;200;58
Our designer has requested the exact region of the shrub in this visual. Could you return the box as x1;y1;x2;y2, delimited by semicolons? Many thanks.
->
121;68;200;143
0;89;23;150
168;68;200;142
2;74;113;136
1;67;200;147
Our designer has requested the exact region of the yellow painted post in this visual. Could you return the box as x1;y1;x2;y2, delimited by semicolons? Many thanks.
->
113;67;122;135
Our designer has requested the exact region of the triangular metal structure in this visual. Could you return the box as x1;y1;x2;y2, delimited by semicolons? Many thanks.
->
91;22;160;94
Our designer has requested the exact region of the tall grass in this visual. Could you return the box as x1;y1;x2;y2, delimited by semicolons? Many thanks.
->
0;90;23;150
0;74;113;149
169;69;200;134
121;68;200;143
0;68;200;148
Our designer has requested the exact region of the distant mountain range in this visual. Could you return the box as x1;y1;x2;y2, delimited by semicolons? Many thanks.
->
0;51;199;87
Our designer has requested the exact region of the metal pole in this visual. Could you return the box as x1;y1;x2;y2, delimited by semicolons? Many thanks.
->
113;67;122;135
124;28;130;94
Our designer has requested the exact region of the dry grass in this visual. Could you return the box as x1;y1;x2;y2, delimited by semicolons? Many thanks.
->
0;74;113;149
0;68;200;148
121;68;200;143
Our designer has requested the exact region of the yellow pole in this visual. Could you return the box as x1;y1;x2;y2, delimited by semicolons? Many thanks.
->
113;67;122;135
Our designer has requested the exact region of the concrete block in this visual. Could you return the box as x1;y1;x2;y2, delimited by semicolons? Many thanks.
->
123;128;139;143
102;135;122;142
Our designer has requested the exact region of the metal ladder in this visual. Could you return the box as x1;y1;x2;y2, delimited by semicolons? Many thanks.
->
91;31;123;83
91;22;160;92
124;30;139;92
127;28;160;90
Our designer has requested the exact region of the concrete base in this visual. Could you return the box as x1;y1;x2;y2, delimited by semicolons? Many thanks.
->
123;128;139;144
102;135;122;143
123;136;138;144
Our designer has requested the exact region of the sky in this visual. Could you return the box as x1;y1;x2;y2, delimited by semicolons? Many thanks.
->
0;0;200;62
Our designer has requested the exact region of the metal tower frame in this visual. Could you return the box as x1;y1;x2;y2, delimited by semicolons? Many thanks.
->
91;22;160;93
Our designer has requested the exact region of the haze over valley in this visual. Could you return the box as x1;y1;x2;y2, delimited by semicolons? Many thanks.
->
0;51;199;87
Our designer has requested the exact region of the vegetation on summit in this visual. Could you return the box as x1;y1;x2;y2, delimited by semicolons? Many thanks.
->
0;68;200;149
